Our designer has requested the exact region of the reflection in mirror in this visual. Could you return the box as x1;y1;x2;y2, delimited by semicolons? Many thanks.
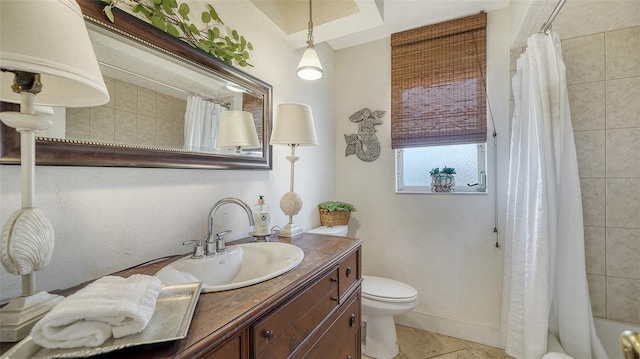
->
46;23;263;157
0;0;272;169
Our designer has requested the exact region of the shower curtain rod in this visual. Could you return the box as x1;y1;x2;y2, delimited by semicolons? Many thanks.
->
539;0;567;33
97;61;231;109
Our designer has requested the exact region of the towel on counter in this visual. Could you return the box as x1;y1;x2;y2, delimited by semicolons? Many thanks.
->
31;274;162;349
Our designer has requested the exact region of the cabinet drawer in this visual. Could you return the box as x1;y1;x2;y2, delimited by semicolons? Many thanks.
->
251;268;339;358
202;330;247;359
299;290;361;359
339;249;360;301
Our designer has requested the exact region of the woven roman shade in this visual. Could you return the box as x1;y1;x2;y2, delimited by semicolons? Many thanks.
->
391;13;487;148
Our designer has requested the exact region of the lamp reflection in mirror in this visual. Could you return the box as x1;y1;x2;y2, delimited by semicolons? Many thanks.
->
270;103;318;237
296;0;323;80
217;110;260;153
0;0;109;341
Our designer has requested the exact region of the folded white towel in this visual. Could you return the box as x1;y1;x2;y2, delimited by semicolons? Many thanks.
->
31;274;162;349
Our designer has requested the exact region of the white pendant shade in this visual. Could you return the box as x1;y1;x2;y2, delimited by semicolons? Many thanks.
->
271;103;318;146
296;46;324;81
0;0;109;107
217;110;260;149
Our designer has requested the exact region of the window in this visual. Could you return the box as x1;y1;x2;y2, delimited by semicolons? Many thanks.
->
391;13;487;194
396;144;486;193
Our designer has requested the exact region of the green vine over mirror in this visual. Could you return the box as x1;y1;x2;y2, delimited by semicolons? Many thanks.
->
102;0;253;67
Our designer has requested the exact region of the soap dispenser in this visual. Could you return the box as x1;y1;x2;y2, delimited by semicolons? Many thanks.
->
253;195;271;236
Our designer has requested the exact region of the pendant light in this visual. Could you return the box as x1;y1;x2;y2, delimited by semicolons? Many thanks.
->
296;0;323;80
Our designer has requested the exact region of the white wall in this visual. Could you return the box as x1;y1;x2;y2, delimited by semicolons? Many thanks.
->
0;1;335;301
333;8;511;346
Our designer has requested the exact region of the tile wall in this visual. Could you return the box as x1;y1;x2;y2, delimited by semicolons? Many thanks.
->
563;25;640;324
66;77;187;148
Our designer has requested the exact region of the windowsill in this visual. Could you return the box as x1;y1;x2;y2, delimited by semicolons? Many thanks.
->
396;189;488;195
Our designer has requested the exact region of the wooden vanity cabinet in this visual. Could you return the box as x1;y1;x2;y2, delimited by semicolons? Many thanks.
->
0;235;362;359
249;248;362;359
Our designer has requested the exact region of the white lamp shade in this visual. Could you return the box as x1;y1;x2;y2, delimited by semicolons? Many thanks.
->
217;110;260;149
296;46;324;81
0;0;109;107
271;103;318;146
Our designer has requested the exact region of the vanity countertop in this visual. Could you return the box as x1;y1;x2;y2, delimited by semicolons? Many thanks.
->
0;233;362;358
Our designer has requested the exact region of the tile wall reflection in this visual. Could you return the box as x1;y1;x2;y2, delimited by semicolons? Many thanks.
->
66;77;186;148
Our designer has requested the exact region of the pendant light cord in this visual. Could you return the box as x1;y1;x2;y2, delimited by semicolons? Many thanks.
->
307;0;314;46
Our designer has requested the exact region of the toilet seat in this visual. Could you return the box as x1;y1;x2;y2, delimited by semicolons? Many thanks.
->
362;275;418;303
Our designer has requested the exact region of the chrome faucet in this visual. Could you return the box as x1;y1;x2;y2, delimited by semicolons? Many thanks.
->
206;197;255;255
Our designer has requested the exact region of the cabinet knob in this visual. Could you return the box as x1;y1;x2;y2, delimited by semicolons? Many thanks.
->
347;356;352;359
330;277;338;282
346;267;352;277
264;330;274;340
331;296;338;302
349;313;356;327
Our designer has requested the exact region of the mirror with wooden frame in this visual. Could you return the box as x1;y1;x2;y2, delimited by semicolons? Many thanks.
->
0;0;272;169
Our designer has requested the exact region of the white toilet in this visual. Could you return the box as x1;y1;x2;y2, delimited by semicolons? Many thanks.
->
306;226;419;359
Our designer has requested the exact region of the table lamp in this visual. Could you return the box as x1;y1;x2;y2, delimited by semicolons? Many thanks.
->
270;103;318;237
217;110;260;153
0;0;109;341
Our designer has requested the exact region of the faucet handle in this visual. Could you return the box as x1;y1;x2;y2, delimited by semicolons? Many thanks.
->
215;230;232;252
182;239;205;259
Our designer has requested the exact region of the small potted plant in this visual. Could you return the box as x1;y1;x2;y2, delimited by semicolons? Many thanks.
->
430;166;456;192
318;201;356;227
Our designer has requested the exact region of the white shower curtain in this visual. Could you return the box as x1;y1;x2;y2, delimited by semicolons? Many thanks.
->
184;95;223;151
501;32;607;359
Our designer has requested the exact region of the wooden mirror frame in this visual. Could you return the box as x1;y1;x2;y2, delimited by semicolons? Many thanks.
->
0;0;272;170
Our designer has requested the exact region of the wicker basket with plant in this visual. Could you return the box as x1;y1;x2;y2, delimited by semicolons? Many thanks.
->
318;201;356;227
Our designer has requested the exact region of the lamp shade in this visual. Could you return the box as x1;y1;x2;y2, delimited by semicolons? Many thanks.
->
217;110;260;149
0;0;109;107
296;46;324;81
271;103;318;146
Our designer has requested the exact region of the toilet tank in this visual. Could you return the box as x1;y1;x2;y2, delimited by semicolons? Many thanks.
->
306;225;348;237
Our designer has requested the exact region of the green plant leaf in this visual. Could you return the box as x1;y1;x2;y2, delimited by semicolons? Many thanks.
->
163;1;173;14
178;3;189;17
208;5;221;22
104;6;115;22
201;11;211;23
247;42;254;50
166;23;180;37
151;16;166;30
189;24;199;35
167;0;178;8
154;0;162;4
197;42;210;52
232;30;239;40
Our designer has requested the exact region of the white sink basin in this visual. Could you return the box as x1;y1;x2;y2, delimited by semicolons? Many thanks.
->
155;242;304;292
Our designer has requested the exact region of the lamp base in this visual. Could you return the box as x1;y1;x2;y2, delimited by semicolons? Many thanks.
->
0;291;63;342
278;223;303;238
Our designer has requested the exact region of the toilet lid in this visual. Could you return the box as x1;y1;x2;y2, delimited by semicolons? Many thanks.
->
362;275;418;303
